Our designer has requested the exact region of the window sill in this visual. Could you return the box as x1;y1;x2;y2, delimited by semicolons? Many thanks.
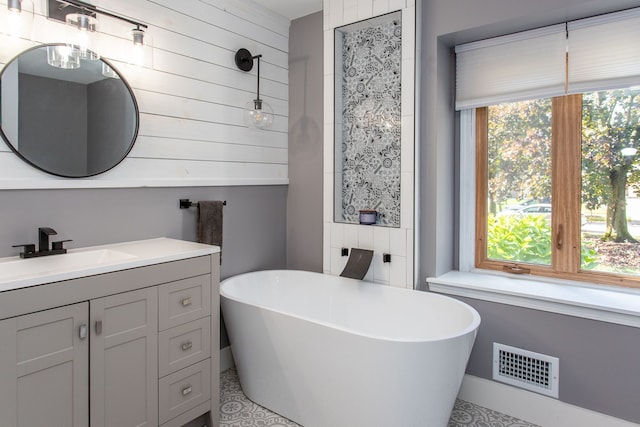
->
427;270;640;328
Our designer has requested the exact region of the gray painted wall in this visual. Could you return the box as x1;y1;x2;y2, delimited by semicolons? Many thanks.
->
417;0;640;423
458;297;640;423
286;11;324;273
0;186;287;276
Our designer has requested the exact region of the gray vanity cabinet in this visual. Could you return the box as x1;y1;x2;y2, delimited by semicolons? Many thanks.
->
0;302;90;427
0;249;220;427
90;287;158;427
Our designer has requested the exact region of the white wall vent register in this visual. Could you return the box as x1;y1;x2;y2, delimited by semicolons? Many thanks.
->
493;343;559;398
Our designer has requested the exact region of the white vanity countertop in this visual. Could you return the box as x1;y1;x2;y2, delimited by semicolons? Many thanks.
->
0;237;219;293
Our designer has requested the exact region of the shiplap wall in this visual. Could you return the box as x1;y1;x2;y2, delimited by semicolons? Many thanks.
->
322;0;416;288
0;0;289;188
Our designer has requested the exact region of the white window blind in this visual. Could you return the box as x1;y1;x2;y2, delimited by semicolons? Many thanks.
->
455;25;566;110
568;8;640;94
455;7;640;110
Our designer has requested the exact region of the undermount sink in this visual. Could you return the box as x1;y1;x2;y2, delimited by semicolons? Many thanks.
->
0;249;137;284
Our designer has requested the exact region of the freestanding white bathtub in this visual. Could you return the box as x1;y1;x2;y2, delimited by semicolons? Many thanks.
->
220;270;480;427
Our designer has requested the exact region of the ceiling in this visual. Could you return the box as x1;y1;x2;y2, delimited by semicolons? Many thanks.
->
250;0;323;20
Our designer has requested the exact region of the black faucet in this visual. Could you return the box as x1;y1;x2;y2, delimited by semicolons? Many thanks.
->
12;227;71;258
39;227;57;252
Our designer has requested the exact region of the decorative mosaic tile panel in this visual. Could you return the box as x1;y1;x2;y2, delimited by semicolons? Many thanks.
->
337;14;402;227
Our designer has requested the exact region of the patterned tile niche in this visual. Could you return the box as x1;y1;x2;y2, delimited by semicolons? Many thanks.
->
335;13;402;227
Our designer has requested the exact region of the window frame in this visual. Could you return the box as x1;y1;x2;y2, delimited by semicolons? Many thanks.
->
475;94;640;289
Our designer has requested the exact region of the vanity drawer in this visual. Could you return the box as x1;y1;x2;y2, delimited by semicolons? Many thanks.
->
159;275;211;331
159;359;211;425
159;317;211;377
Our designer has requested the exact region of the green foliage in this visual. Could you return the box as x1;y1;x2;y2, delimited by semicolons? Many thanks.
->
580;242;599;270
582;89;640;210
487;214;599;268
487;214;552;264
487;98;552;211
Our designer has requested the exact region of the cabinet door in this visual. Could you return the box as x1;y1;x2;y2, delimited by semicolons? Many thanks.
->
90;287;158;427
0;303;89;427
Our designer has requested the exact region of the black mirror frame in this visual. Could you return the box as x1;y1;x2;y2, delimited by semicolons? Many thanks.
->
0;43;140;178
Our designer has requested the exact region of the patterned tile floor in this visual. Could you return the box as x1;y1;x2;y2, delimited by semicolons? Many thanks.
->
220;368;540;427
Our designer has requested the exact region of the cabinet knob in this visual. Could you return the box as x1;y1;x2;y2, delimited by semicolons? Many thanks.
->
181;297;192;307
181;341;193;351
95;320;103;335
181;385;192;396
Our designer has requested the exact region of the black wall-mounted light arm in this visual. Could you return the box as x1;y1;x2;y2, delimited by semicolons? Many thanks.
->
234;48;274;129
48;0;148;29
235;48;265;109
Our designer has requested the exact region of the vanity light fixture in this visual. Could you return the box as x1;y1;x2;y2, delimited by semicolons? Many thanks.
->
3;0;33;38
47;0;150;66
235;48;274;129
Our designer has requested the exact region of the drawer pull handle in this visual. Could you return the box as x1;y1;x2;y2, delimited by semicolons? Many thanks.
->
181;297;192;307
181;385;192;396
181;341;193;351
79;323;88;340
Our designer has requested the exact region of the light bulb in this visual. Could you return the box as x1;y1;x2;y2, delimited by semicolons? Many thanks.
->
244;99;274;129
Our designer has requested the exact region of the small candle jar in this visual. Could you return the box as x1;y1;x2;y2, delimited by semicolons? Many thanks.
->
359;210;377;225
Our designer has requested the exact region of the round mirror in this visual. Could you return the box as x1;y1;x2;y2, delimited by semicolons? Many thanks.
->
0;44;139;177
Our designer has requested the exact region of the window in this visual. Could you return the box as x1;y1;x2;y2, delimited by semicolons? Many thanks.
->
476;88;640;288
456;8;640;288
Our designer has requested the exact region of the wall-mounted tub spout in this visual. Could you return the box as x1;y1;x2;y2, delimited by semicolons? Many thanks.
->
340;248;373;280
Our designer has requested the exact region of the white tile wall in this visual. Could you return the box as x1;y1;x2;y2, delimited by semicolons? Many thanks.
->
323;0;415;287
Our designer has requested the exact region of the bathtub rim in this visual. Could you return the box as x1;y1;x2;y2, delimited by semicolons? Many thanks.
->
221;269;481;344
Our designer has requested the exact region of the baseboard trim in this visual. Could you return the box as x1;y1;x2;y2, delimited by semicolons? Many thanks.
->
220;346;235;372
459;374;639;427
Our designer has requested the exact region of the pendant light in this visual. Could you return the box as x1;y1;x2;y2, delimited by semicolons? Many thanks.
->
235;48;274;129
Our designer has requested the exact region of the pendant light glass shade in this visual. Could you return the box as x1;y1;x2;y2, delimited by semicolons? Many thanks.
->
244;99;274;129
47;45;81;69
102;62;120;79
2;0;33;39
65;13;100;60
125;26;152;68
